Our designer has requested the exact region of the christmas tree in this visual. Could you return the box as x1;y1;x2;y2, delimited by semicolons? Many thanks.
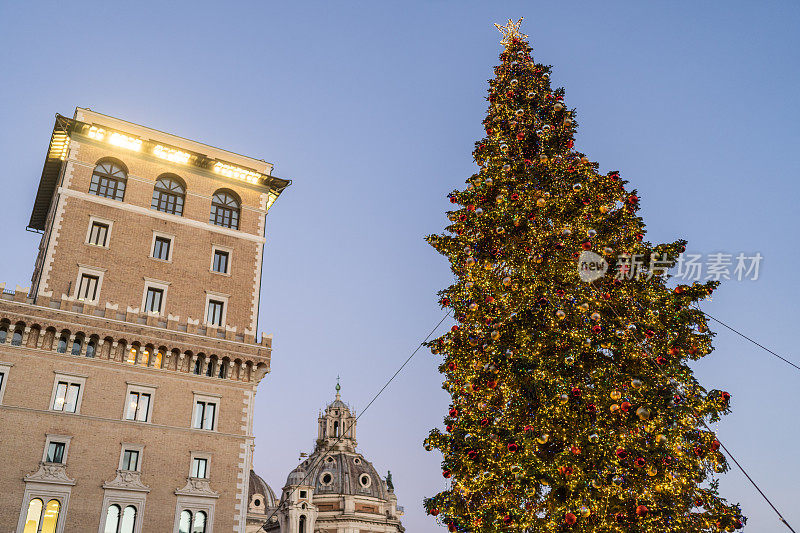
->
424;19;745;533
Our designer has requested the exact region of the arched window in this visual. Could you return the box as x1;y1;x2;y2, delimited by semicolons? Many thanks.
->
11;329;23;346
210;190;240;229
333;421;339;437
178;510;206;533
218;360;227;379
90;160;127;201
56;336;68;354
299;515;306;533
86;339;97;358
151;175;186;215
120;506;136;533
205;359;214;377
192;511;207;533
153;349;163;369
103;504;120;533
0;325;8;343
23;498;60;533
178;510;192;533
193;358;202;375
71;336;83;355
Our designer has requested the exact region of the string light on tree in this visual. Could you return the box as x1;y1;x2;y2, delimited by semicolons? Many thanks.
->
423;19;745;533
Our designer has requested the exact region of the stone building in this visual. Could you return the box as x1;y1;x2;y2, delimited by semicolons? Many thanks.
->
245;384;405;533
0;108;289;532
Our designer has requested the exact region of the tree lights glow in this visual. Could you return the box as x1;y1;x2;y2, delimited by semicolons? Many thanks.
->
423;21;744;533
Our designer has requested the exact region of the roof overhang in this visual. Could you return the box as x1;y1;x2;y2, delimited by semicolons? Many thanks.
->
27;112;291;231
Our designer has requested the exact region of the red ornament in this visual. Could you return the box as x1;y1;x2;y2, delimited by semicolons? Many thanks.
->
645;329;655;338
581;242;592;250
467;450;478;460
634;457;646;468
447;362;456;371
442;469;451;478
508;442;519;452
516;132;525;140
621;401;631;412
571;387;582;397
467;204;475;212
487;380;498;389
502;515;512;525
565;513;577;525
448;523;457;532
721;391;731;402
636;505;648;517
571;445;581;455
586;403;597;413
592;325;602;333
449;408;459;417
669;347;680;356
656;356;667;365
430;508;439;516
480;418;489;427
446;424;453;432
450;325;459;332
615;447;628;459
710;439;721;452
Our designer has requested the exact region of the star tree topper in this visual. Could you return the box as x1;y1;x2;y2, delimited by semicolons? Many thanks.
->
494;17;527;46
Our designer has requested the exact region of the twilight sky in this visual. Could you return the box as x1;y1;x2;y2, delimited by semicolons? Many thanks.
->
1;1;799;531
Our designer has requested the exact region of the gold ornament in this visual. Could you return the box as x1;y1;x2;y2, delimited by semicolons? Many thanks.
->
610;390;622;400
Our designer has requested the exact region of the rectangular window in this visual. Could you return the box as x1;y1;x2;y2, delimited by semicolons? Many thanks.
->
52;381;81;412
144;287;164;313
207;300;224;327
125;391;151;422
191;457;208;478
153;236;171;261
193;400;217;430
0;372;4;399
122;449;140;471
77;274;99;301
46;441;66;463
88;221;109;247
212;250;229;274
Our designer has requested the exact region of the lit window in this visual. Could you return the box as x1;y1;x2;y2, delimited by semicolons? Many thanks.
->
210;190;240;229
89;160;127;201
52;381;81;413
121;449;139;471
144;287;164;313
152;236;171;261
104;504;137;533
77;274;99;301
151;176;185;216
23;498;60;533
191;458;208;479
88;221;109;247
192;400;217;430
125;391;151;422
212;250;229;274
46;442;65;463
206;300;224;327
178;510;207;533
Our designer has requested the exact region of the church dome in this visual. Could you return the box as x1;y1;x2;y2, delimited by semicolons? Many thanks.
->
248;469;277;515
302;450;388;499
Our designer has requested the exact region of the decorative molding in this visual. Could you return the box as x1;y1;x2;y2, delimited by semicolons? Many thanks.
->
24;462;76;486
103;470;150;492
175;477;220;498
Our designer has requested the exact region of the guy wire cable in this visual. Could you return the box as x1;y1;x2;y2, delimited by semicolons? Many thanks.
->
256;310;452;531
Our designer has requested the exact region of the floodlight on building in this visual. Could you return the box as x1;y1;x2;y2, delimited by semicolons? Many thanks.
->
153;145;191;164
213;161;262;184
108;132;142;151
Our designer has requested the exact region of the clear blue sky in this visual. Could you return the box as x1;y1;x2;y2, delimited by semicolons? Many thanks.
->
1;1;798;531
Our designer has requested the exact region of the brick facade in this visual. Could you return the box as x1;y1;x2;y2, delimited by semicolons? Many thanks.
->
0;108;288;533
